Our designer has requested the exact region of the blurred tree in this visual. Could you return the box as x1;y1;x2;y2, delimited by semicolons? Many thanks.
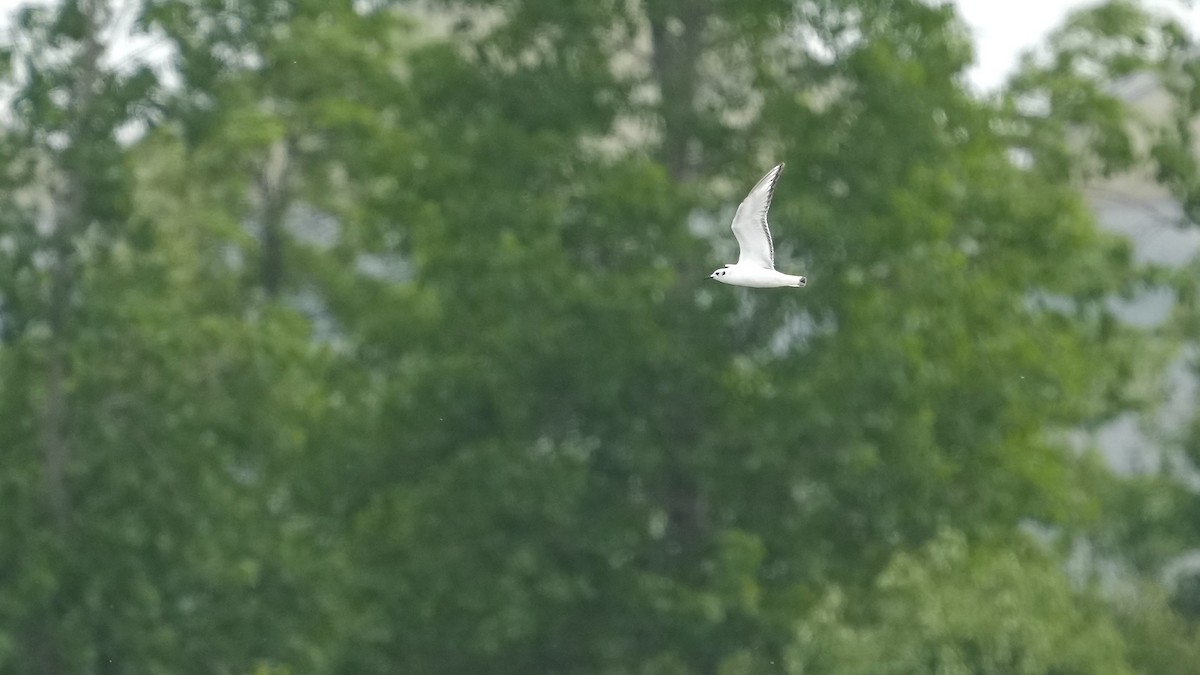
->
783;528;1200;675
0;0;157;670
1003;0;1200;636
319;0;1151;672
0;0;151;531
786;530;1137;675
140;0;415;300
1002;0;1199;193
0;0;364;672
0;0;1186;673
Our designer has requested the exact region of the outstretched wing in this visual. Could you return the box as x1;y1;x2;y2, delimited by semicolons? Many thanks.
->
730;163;784;270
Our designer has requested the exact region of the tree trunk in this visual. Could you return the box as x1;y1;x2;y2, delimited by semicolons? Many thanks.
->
38;180;77;534
258;138;292;297
32;1;109;671
647;0;709;181
38;0;107;532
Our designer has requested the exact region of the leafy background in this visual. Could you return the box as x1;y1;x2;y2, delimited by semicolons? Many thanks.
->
1;0;1199;673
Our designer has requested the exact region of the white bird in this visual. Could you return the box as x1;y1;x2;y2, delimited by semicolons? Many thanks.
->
710;163;807;289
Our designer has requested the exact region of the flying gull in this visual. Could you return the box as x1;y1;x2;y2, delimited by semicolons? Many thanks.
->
709;163;807;289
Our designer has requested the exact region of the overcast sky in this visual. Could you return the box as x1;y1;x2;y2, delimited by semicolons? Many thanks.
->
0;0;1198;92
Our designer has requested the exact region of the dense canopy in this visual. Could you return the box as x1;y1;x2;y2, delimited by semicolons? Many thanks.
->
1;0;1199;673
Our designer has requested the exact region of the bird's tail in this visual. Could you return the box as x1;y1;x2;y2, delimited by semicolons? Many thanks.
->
790;275;807;288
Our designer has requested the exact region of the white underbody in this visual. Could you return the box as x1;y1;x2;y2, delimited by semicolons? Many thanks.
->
713;264;806;288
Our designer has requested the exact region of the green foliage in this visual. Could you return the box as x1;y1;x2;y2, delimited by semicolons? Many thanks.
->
1002;0;1183;180
1007;0;1200;635
787;530;1135;675
2;0;1197;672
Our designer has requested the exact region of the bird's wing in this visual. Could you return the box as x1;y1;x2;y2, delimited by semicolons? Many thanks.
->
730;163;784;269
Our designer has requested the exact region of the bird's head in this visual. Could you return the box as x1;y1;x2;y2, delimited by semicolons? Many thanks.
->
709;268;729;281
